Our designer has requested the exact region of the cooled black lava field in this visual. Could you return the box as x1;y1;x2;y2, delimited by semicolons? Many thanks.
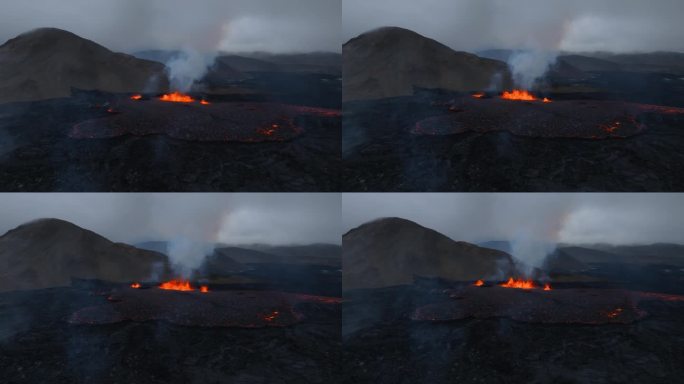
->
0;264;342;384
342;266;684;384
0;73;341;192
343;72;684;191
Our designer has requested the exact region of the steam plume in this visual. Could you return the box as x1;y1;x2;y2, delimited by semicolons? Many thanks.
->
165;49;216;92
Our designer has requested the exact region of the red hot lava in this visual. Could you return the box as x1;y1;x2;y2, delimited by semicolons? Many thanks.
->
500;277;536;289
474;279;485;287
159;92;195;103
159;279;194;291
130;282;141;289
130;94;143;100
500;89;551;103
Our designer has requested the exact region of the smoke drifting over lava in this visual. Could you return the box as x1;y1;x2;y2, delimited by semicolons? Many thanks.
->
343;194;684;271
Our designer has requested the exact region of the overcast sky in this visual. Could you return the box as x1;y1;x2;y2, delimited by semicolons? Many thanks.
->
343;0;684;53
343;193;684;245
0;0;341;53
0;193;341;245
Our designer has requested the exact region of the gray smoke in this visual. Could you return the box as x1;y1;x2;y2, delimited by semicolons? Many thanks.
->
507;50;558;90
166;237;215;277
165;50;216;92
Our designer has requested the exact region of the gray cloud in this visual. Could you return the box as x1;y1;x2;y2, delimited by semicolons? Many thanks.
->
343;0;684;53
343;193;684;245
0;0;341;53
0;193;341;245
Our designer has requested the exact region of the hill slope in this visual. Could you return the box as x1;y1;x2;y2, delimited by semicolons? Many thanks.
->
0;218;171;291
343;27;512;101
0;28;168;103
343;217;516;290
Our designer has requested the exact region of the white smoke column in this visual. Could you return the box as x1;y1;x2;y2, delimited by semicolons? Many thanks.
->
166;237;215;277
493;196;576;276
165;49;217;92
507;50;558;90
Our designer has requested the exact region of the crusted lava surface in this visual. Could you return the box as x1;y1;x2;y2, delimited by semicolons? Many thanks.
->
411;285;684;324
0;73;341;192
342;268;684;384
412;97;684;139
0;282;341;383
71;98;339;143
69;286;338;328
343;86;684;191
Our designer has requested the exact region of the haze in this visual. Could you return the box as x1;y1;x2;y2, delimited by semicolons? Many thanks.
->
343;0;684;53
0;0;341;53
0;193;341;245
343;193;684;245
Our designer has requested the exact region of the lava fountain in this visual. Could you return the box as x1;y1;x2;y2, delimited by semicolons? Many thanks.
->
159;92;195;103
159;279;194;291
501;89;551;102
500;277;536;289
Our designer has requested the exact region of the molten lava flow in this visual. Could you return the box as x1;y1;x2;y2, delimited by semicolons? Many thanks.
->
130;282;141;289
501;89;538;101
474;279;485;287
500;277;536;289
544;283;551;291
543;97;552;103
130;94;143;100
159;279;194;291
159;92;195;103
200;285;209;293
200;100;210;105
263;311;280;322
472;92;485;99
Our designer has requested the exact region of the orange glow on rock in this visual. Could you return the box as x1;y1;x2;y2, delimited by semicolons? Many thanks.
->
500;277;536;289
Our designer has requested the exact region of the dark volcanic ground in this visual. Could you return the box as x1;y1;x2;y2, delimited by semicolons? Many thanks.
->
343;71;684;191
0;264;342;384
342;265;684;384
0;73;341;192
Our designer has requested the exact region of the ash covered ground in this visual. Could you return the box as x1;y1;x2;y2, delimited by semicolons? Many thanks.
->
342;265;684;384
0;263;342;384
343;72;684;191
0;73;341;192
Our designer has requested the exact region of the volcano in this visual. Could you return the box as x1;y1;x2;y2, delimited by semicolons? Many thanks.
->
343;27;512;101
343;218;518;290
0;28;168;104
0;219;171;291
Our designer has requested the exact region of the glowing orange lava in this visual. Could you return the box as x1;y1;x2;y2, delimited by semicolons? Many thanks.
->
200;285;209;293
130;94;143;100
544;283;551;291
264;311;280;321
200;100;210;105
474;279;485;287
159;279;194;291
500;277;536;289
472;93;485;99
159;92;195;103
501;89;538;101
543;97;552;103
130;282;141;289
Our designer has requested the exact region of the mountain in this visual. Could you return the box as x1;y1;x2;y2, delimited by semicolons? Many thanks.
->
0;219;171;292
216;244;341;267
0;28;169;104
343;27;512;101
343;217;517;290
542;248;590;274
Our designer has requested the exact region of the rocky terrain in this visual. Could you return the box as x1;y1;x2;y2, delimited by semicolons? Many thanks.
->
343;27;511;101
343;218;517;290
0;218;170;291
0;28;168;104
